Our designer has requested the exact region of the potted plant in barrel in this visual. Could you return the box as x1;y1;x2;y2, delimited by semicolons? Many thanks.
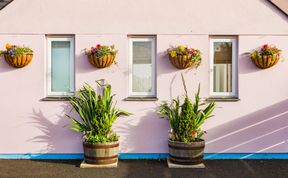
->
84;44;118;68
67;80;130;167
158;74;215;166
166;45;202;69
0;43;33;68
250;44;281;69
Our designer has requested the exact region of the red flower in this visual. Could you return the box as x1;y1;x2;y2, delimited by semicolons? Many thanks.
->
96;44;101;49
263;44;268;49
191;131;196;135
204;131;207;134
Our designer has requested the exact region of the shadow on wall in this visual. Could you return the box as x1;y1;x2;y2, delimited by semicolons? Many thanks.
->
156;52;198;75
205;99;288;158
75;53;123;74
115;109;170;153
0;55;17;73
238;53;262;74
27;105;82;156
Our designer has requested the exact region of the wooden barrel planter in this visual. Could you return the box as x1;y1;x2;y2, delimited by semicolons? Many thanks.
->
250;54;280;69
4;53;33;68
83;141;119;165
168;139;205;165
87;54;116;68
169;55;194;69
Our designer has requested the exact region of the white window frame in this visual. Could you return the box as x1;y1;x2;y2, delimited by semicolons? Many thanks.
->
47;36;75;97
128;37;156;97
209;37;237;97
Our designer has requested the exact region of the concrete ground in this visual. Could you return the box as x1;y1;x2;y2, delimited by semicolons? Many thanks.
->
0;159;287;178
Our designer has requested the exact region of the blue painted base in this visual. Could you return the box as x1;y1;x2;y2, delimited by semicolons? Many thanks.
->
0;153;288;160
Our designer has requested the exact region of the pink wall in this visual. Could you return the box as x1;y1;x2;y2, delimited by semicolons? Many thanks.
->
0;0;287;154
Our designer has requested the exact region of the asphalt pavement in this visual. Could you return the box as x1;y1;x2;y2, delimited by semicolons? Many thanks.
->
0;159;287;178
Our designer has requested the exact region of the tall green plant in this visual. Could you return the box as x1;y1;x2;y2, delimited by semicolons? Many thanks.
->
67;81;130;144
159;74;215;142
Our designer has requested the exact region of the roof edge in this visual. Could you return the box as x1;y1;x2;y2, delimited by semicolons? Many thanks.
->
0;0;13;11
269;0;288;17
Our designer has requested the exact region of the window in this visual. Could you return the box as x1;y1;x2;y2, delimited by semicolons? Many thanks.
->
210;37;237;97
128;36;156;97
47;36;74;97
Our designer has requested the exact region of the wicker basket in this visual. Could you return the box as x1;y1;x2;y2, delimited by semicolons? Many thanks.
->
87;54;115;68
250;54;280;69
4;53;33;68
169;55;199;69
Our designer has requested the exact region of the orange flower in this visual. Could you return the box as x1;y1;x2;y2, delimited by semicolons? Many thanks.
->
5;43;11;50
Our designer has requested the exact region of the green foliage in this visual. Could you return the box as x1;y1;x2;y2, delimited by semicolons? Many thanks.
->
250;44;281;58
84;44;118;58
1;43;33;58
166;45;202;67
159;74;215;142
67;81;131;144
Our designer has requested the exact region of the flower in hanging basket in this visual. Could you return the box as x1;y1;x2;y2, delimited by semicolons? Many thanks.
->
0;43;33;68
249;44;281;69
166;45;202;69
84;44;118;68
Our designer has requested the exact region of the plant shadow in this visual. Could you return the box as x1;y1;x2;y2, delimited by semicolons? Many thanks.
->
205;99;288;158
27;104;83;164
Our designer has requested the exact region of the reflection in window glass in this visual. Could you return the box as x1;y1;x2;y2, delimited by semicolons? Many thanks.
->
213;42;232;93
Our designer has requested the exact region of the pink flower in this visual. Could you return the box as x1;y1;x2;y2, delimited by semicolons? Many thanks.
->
96;44;101;49
204;131;207;134
263;44;268;49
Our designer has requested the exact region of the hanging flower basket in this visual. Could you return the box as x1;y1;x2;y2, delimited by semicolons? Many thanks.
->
4;53;33;68
84;44;118;68
249;44;281;69
166;45;202;69
169;55;195;69
1;43;33;68
250;54;280;69
87;54;116;68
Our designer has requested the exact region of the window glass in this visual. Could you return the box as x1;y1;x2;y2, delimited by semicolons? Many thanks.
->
210;37;237;97
132;41;152;93
129;37;156;97
213;42;232;93
51;41;71;92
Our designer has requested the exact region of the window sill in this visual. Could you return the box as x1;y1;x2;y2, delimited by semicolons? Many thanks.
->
205;97;240;102
123;97;158;101
41;97;71;101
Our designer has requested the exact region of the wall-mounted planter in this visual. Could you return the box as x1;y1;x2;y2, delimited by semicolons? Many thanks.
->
87;54;116;68
1;44;33;68
166;45;201;69
84;44;118;68
4;53;33;68
250;54;280;69
169;55;196;69
249;44;281;69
